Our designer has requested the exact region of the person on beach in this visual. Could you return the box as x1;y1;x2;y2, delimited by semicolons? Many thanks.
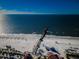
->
47;51;64;59
47;51;59;59
24;51;33;59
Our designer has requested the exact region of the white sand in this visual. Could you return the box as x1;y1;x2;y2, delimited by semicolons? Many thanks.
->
0;34;79;59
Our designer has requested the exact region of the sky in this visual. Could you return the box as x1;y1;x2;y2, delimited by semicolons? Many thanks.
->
0;0;79;14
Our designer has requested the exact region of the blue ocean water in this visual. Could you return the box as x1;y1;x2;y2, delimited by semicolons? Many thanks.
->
0;14;79;36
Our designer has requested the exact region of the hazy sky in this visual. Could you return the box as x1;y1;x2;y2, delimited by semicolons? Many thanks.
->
0;0;79;14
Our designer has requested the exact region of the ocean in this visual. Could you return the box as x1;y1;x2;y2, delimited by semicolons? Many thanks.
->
0;14;79;36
